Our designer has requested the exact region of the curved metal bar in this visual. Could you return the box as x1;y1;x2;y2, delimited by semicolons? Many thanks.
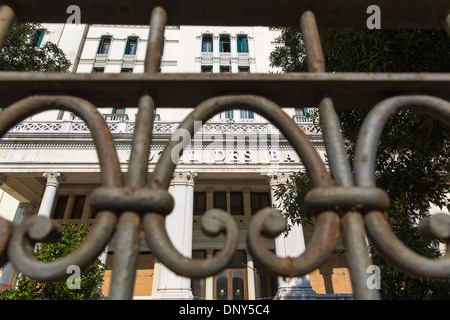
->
247;208;340;277
0;95;123;187
0;4;16;48
355;95;450;278
355;95;450;188
144;209;238;278
0;217;12;268
365;210;450;278
146;94;336;279
0;95;122;281
8;211;117;281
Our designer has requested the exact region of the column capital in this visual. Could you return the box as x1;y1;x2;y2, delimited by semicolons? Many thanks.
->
266;171;293;188
170;171;197;187
42;172;64;188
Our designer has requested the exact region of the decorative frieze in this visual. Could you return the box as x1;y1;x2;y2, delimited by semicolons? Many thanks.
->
10;119;320;136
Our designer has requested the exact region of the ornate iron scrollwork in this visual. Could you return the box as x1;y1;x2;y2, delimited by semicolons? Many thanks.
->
0;4;448;301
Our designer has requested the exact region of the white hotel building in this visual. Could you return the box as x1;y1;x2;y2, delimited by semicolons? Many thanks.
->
0;23;354;299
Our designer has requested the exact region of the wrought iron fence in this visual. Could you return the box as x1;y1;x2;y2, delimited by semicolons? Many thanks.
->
0;1;449;300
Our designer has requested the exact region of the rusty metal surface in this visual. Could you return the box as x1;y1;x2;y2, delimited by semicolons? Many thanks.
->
355;95;450;280
0;72;448;109
5;0;450;28
0;2;448;301
0;5;15;48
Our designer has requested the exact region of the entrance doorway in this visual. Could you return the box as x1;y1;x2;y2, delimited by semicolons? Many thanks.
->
215;268;247;300
191;249;278;300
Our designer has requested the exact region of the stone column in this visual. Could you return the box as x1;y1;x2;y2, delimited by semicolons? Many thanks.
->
0;202;37;289
154;171;197;299
268;172;317;299
204;248;214;300
37;172;62;217
212;34;220;73
246;250;256;300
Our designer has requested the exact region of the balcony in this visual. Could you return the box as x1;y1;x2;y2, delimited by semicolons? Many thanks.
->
10;118;320;136
95;53;109;61
200;52;213;65
292;115;312;123
123;54;136;61
103;114;129;122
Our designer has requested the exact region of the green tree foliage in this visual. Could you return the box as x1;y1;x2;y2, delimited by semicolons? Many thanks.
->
0;22;71;72
270;28;450;299
0;222;106;300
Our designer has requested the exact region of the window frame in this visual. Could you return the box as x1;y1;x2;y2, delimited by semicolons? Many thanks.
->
30;29;46;47
194;192;207;215
219;34;231;53
220;65;231;73
201;65;213;73
92;67;105;73
238;66;250;73
237;35;249;53
213;192;227;211
250;192;271;215
219;110;234;119
112;107;126;114
124;37;138;55
240;110;254;119
97;36;112;54
229;192;244;216
202;34;213;53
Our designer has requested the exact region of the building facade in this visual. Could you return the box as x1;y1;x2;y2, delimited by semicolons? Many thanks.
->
0;23;354;299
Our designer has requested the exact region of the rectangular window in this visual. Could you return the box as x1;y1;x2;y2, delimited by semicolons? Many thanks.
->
30;29;45;47
240;110;254;119
125;37;138;55
92;67;104;73
214;192;227;211
112;107;126;114
53;196;68;219
191;251;206;300
121;68;133;73
230;192;243;215
220;66;231;73
219;35;231;53
201;65;213;73
285;45;292;58
71;196;86;219
219;110;234;119
97;36;112;54
295;108;308;116
251;192;271;214
194;192;206;215
237;35;249;53
255;262;278;299
202;35;213;52
238;66;250;73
